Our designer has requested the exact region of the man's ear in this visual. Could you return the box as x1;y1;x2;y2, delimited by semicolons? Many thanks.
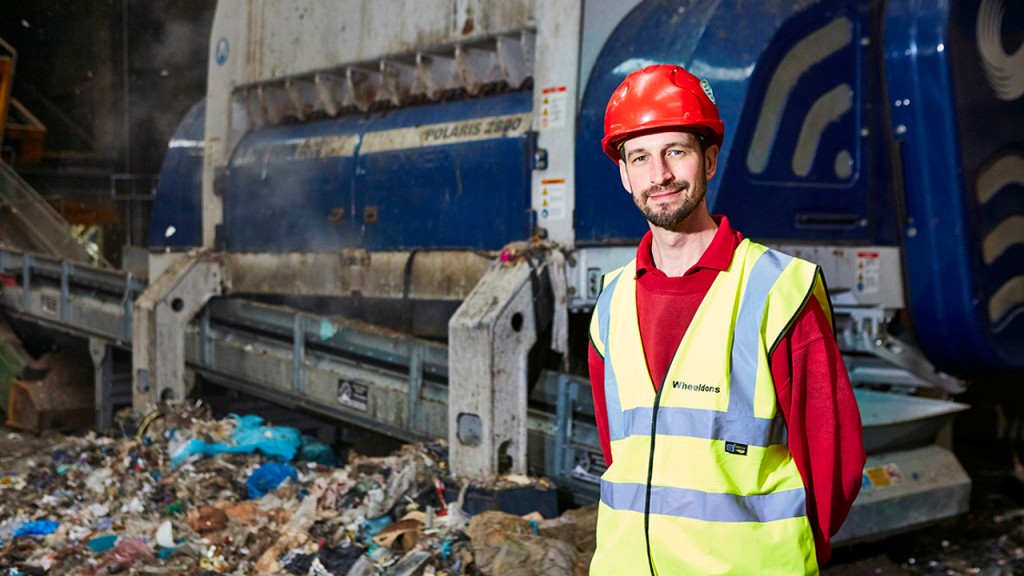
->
619;159;631;193
704;144;720;182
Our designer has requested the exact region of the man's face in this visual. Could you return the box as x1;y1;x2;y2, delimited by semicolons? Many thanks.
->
618;130;718;230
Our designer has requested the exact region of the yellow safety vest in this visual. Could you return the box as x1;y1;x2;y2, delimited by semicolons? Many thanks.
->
588;239;832;576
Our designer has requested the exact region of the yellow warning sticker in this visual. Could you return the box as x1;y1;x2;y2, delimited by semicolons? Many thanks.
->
863;464;905;489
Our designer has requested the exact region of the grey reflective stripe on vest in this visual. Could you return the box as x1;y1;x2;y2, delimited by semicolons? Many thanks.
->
597;271;625;443
601;480;808;523
728;249;792;416
621;405;787;446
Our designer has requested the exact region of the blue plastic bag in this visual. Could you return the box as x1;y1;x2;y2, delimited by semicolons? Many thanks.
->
300;435;337;466
247;462;299;499
87;534;119;552
170;414;302;467
359;515;393;546
14;520;59;539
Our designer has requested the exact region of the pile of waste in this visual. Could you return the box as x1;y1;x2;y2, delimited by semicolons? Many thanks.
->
0;404;596;575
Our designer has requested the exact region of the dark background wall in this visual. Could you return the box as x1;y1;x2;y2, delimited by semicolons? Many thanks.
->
0;0;216;263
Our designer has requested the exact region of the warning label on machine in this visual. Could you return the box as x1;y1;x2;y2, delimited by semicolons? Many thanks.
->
338;380;369;412
540;86;567;130
540;178;567;220
856;251;881;295
862;463;904;489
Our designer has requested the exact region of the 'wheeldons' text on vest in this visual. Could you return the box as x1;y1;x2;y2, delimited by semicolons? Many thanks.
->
671;381;721;393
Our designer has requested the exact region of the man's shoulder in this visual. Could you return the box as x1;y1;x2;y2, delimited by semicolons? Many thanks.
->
786;296;836;350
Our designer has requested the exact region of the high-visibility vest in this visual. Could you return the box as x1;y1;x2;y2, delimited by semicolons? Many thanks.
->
588;239;832;576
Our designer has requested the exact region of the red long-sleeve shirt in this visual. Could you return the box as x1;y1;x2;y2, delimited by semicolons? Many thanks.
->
587;216;864;566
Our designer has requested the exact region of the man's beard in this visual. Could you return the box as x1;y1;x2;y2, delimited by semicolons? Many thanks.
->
634;173;707;229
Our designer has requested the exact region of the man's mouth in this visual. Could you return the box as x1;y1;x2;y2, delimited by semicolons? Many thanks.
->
646;187;684;202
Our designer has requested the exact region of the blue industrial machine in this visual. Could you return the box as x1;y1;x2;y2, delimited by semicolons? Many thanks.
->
3;0;1022;545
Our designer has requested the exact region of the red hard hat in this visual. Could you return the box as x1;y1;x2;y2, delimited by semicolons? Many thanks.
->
602;64;724;163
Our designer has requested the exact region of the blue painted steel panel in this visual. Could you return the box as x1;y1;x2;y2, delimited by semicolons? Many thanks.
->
886;0;1024;373
576;0;894;245
223;92;533;252
715;2;900;245
224;114;365;252
148;100;205;249
357;94;533;251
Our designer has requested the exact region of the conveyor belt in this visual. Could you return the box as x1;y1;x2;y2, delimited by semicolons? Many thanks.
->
0;162;97;264
0;246;602;500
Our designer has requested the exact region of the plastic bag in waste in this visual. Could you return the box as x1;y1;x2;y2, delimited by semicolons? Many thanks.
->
87;534;119;553
300;435;337;466
14;520;59;539
248;461;299;498
170;414;302;467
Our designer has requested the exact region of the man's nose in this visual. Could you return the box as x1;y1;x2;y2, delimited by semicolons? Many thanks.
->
650;154;674;184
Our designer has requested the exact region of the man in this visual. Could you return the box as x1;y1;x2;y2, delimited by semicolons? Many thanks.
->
587;64;864;575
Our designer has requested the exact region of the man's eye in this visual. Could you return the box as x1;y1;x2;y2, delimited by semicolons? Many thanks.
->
631;155;648;164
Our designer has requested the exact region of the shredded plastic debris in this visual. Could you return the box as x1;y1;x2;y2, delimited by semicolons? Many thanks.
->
0;406;597;575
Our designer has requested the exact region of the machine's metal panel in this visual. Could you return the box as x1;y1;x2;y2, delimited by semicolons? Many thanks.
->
0;250;140;344
833;445;971;545
710;1;896;245
855;389;969;454
357;92;533;251
221;251;493;300
773;244;904;309
148;100;206;250
187;320;451;442
578;0;644;94
223;92;533;252
885;0;1024;373
565;246;637;310
202;0;248;249
3;286;130;344
224;113;363;252
529;0;582;246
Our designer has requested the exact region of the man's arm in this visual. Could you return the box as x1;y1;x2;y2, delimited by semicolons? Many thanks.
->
772;297;865;565
588;342;614;467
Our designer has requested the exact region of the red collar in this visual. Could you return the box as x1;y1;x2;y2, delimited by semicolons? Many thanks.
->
635;215;743;279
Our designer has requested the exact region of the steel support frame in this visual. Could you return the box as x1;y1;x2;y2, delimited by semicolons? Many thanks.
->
449;257;549;478
131;252;222;412
90;338;114;430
